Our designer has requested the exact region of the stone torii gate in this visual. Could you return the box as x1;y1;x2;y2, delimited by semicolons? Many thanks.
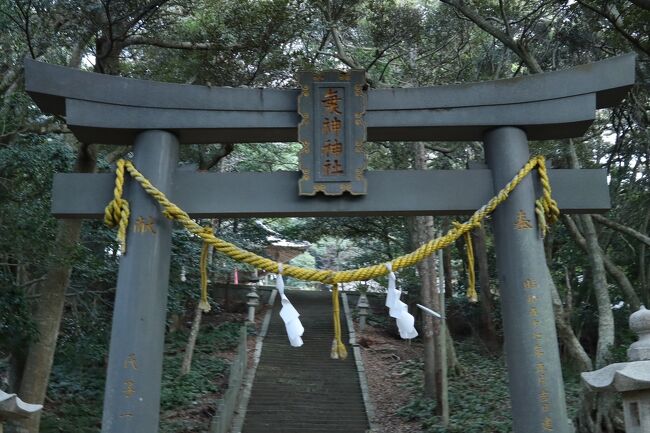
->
25;54;635;433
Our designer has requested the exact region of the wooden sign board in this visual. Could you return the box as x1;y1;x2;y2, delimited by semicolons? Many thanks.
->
297;70;367;195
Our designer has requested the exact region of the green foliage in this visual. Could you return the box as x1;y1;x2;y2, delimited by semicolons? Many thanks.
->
396;347;511;432
396;343;585;433
41;346;106;433
0;138;76;354
40;399;102;433
196;322;243;351
41;320;244;432
160;354;227;411
0;282;36;350
160;322;242;411
397;397;437;422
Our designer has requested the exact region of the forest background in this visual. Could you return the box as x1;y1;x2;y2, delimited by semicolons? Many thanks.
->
0;0;649;432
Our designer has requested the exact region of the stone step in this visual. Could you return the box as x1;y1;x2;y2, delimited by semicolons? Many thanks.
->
241;290;369;433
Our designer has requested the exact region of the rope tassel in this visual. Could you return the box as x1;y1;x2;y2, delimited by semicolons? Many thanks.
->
454;222;478;303
535;157;560;238
331;284;347;360
104;159;130;254
198;227;212;313
384;264;418;339
277;264;304;347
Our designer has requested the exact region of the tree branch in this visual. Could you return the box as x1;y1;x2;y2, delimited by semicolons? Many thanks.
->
330;26;364;69
591;214;650;247
562;215;642;310
123;35;232;50
424;144;454;154
438;0;543;73
628;0;650;11
199;143;235;171
577;0;650;56
0;120;68;145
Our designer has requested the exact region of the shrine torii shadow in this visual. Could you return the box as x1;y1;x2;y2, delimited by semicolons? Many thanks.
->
25;53;635;433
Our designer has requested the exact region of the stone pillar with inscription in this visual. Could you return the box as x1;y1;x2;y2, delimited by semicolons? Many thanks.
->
485;127;570;433
101;131;179;433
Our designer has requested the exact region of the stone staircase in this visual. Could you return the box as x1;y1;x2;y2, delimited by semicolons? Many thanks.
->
241;290;370;433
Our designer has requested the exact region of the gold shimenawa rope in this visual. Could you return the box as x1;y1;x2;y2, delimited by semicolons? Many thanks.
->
330;284;347;360
104;159;130;254
104;155;559;286
454;221;478;303
198;227;212;312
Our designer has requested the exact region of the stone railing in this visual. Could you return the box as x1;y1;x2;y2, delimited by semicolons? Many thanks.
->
211;326;248;433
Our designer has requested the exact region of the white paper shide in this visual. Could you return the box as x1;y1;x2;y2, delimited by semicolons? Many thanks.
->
384;263;418;339
277;265;304;347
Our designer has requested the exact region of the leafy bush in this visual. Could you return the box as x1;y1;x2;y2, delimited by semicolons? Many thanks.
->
395;343;519;433
160;354;227;410
396;340;587;432
196;322;243;351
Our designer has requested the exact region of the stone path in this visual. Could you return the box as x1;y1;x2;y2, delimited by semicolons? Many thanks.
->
241;290;369;433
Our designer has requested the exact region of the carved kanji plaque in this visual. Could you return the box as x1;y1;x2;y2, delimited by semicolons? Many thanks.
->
298;70;367;195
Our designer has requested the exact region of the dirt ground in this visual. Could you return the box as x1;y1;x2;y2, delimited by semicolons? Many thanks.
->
356;323;425;433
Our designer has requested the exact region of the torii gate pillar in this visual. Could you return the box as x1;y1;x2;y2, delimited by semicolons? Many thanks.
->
101;131;178;432
486;127;568;433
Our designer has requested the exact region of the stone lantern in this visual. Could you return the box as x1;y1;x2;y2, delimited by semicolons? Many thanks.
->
0;390;43;433
246;287;260;323
356;293;370;331
581;306;650;433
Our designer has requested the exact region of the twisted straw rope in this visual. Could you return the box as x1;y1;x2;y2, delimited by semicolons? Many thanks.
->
104;156;559;284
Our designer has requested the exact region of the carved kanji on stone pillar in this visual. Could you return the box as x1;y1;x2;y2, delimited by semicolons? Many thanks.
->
297;70;367;196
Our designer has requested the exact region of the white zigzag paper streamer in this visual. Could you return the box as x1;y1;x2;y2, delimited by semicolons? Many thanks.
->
277;264;304;347
384;263;418;339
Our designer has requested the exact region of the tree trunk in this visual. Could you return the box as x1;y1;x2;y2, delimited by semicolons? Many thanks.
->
445;326;461;375
579;214;615;368
567;144;617;433
567;143;614;367
410;216;437;399
16;25;119;432
180;304;203;376
549;274;593;372
410;142;448;424
471;224;499;351
442;245;453;300
562;215;641;311
639;212;649;302
591;213;650;247
16;145;96;433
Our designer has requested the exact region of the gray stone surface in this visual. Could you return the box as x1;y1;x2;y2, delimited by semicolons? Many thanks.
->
101;131;178;433
341;293;377;431
241;291;369;433
51;168;611;218
212;327;248;433
485;127;569;433
231;299;276;433
0;390;42;421
25;54;635;144
582;306;650;433
629;305;650;361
